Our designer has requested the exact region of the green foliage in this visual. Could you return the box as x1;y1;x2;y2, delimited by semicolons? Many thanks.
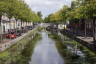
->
37;11;42;18
44;5;70;23
44;0;96;23
69;0;96;20
0;0;42;22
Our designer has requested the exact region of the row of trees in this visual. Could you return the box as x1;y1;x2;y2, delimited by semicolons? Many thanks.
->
44;0;96;41
0;0;42;22
44;0;96;23
44;5;70;23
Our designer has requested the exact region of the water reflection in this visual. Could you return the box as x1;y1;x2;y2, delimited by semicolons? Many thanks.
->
29;32;64;64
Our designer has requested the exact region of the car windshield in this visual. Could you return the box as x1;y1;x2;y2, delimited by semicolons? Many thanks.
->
11;32;14;34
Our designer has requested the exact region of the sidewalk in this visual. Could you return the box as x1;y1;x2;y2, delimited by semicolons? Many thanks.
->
65;29;94;43
76;36;93;43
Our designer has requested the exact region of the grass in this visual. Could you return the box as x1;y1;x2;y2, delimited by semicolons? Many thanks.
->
0;51;9;58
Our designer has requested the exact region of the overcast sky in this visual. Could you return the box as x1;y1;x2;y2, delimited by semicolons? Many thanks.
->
24;0;71;18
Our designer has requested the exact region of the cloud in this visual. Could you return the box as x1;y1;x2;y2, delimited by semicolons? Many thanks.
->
24;0;71;18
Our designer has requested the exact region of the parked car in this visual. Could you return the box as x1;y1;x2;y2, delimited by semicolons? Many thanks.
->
6;32;16;39
21;27;28;33
26;26;33;30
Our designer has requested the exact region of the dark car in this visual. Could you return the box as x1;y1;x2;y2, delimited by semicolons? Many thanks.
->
26;26;33;30
16;30;22;36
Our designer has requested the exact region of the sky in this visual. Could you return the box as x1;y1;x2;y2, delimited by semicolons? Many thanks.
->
24;0;71;18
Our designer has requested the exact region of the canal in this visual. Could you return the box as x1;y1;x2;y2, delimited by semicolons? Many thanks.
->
29;31;64;64
28;30;96;64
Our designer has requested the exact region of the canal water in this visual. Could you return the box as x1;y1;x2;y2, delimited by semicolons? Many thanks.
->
29;32;64;64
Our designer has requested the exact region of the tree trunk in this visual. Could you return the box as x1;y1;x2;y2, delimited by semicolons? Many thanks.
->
93;18;96;41
0;16;3;43
21;21;23;33
0;16;1;25
0;16;1;43
84;19;87;38
9;19;12;39
15;19;18;35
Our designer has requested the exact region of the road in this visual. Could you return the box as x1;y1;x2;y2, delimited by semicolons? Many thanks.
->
29;31;64;64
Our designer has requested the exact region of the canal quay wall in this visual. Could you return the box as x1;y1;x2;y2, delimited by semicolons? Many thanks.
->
0;27;40;52
60;30;96;54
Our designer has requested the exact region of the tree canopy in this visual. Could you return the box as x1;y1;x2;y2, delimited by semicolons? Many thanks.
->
0;0;42;22
44;0;96;23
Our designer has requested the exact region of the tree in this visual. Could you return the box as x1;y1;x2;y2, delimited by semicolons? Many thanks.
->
37;11;43;22
44;5;70;23
60;5;71;22
37;11;42;18
0;0;42;22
